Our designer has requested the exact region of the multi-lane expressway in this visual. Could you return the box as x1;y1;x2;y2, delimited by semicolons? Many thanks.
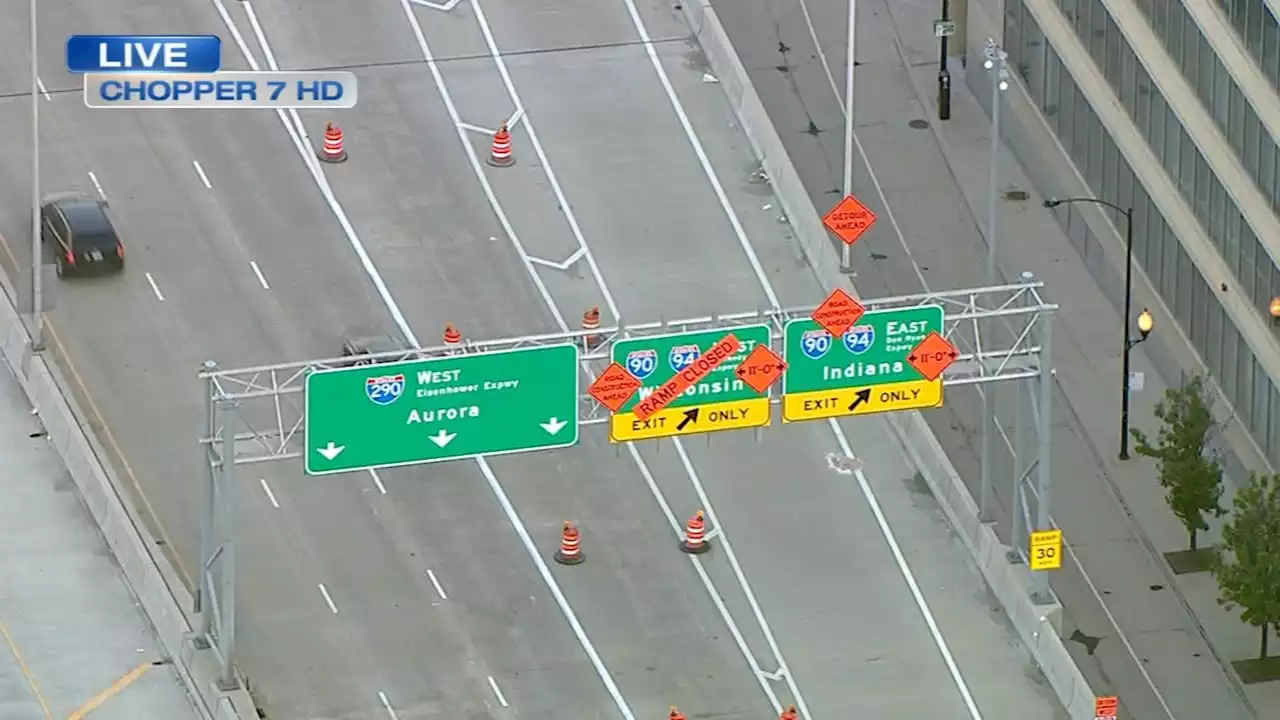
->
2;0;1064;718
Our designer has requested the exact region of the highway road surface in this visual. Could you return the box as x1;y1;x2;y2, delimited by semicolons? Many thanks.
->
2;0;1066;717
712;0;1255;717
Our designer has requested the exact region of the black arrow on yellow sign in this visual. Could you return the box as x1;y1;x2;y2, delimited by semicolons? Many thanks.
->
847;388;872;412
677;408;699;431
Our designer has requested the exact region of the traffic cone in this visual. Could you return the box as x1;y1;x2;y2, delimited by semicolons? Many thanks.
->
443;323;462;346
681;510;711;554
669;707;686;720
318;122;347;163
581;306;601;349
779;706;799;720
488;123;515;167
555;521;584;565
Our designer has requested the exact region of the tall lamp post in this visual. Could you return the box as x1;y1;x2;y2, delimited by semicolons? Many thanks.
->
1043;197;1153;459
31;0;44;350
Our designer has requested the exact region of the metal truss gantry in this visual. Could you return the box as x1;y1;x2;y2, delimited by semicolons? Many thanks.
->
193;277;1059;688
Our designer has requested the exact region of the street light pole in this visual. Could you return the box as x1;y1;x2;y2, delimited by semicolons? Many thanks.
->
30;0;43;350
840;0;857;273
1042;197;1148;460
976;38;1009;521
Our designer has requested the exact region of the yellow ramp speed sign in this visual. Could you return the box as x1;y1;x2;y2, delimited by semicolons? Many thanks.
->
1029;529;1064;571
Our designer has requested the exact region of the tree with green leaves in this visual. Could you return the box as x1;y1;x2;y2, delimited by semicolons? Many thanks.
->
1214;472;1280;660
1132;375;1226;551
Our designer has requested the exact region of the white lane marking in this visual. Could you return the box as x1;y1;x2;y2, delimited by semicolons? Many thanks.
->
618;0;779;310
626;440;787;711
317;583;339;614
35;77;51;101
460;0;623;324
87;171;107;200
241;1;310;140
401;1;783;716
212;0;416;340
207;14;575;719
377;691;400;720
486;675;509;708
425;569;447;600
258;478;280;508
191;160;213;189
399;0;572;330
793;0;927;290
849;456;983;718
369;468;388;495
476;456;634;720
144;273;165;302
249;260;270;289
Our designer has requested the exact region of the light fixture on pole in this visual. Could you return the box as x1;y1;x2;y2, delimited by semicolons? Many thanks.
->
1270;297;1280;325
1043;196;1143;459
973;37;1009;521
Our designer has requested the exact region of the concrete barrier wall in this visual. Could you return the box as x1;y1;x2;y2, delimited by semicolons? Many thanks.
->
0;280;258;720
678;2;1100;717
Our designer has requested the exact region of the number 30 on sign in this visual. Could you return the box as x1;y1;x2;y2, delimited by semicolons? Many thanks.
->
1029;529;1064;571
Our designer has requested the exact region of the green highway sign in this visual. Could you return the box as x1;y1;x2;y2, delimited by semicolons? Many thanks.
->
612;324;772;413
304;345;580;475
782;305;945;421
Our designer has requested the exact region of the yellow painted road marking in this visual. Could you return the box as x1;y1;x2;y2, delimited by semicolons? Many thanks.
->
0;231;192;588
0;616;56;720
782;379;943;422
610;397;771;442
67;661;154;720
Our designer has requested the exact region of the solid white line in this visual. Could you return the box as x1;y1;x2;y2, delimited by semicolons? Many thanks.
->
249;260;270;289
850;457;983;718
457;122;496;136
212;0;419;345
618;0;780;310
425;569;448;600
626;441;786;713
87;171;106;200
378;691;400;720
464;0;623;323
368;468;388;494
192;160;213;189
317;583;339;614
486;675;509;707
399;0;570;331
475;456;634;719
35;77;50;101
258;478;280;508
144;273;165;302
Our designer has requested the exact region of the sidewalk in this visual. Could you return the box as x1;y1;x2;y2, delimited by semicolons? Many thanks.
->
710;0;1276;716
885;3;1280;718
0;357;199;719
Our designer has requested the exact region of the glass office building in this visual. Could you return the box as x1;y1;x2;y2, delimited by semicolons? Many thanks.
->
1003;0;1280;464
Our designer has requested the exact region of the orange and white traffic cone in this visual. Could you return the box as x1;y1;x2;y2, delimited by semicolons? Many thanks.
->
555;521;585;565
581;306;601;349
779;706;799;720
318;122;347;163
668;707;686;720
488;123;515;167
443;323;462;346
680;510;712;554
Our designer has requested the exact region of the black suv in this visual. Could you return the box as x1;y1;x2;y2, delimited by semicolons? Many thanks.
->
41;192;125;277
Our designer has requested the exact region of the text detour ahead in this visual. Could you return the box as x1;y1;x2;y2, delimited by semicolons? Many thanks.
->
610;325;773;442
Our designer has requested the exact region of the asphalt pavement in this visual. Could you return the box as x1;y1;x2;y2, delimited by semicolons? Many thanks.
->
2;0;1072;717
710;0;1258;716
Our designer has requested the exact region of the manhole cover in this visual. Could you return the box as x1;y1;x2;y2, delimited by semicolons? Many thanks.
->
908;118;929;129
1003;189;1030;201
